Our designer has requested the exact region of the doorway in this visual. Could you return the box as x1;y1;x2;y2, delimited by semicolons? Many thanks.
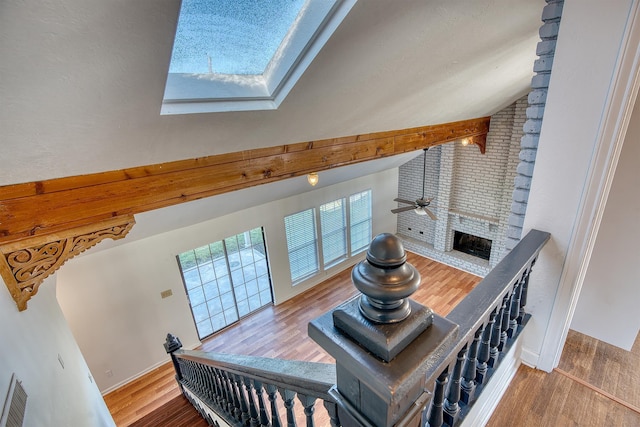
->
177;227;273;339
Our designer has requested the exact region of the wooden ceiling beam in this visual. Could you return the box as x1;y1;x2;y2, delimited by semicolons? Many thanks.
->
0;116;489;310
0;117;489;245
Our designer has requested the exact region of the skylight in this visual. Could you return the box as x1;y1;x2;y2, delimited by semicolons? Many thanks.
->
162;0;357;115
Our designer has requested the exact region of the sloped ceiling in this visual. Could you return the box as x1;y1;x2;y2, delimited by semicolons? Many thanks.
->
0;0;544;245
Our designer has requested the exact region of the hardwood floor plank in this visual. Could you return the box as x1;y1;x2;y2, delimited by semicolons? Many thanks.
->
104;251;480;426
487;365;640;427
491;329;640;426
128;395;208;427
105;254;640;427
557;329;640;410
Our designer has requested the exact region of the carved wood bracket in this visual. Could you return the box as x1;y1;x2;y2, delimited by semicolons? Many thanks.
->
0;215;135;311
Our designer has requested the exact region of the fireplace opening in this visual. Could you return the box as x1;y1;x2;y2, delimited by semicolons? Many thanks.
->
453;231;492;261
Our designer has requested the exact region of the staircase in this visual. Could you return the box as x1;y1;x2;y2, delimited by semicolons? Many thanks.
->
165;230;549;427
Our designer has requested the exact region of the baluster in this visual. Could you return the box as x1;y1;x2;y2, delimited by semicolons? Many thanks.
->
489;298;505;368
186;359;193;385
211;367;224;409
297;394;317;427
213;368;227;410
508;277;524;337
227;372;243;421
267;384;283;427
210;367;219;404
500;292;511;351
194;362;203;396
201;365;210;402
180;359;189;386
278;388;297;427
177;359;187;386
233;375;250;425
220;369;235;417
443;348;465;426
199;364;207;398
476;310;496;384
196;364;209;399
243;377;260;427
253;381;271;427
192;361;200;391
461;326;483;404
323;400;340;427
426;370;448;427
186;360;196;391
200;365;210;402
518;263;534;323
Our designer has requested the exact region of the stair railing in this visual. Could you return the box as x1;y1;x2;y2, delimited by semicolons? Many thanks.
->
164;337;339;427
165;229;549;427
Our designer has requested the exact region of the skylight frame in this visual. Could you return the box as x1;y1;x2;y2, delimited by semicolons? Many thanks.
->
162;0;357;115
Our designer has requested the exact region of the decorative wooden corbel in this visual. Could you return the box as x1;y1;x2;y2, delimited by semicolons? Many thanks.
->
0;215;135;311
468;134;487;154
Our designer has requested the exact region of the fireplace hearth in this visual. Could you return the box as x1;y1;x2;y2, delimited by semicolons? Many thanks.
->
453;231;492;261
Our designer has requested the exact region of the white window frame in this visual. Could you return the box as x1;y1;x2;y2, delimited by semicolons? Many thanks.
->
319;198;347;268
162;0;357;114
284;189;372;285
348;189;373;255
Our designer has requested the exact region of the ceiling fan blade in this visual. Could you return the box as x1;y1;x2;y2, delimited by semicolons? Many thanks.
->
394;198;416;205
391;206;417;214
423;207;438;221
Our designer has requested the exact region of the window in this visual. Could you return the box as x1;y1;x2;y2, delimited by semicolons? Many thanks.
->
349;190;372;254
284;209;319;283
162;0;357;114
177;227;272;339
320;199;347;267
284;189;372;284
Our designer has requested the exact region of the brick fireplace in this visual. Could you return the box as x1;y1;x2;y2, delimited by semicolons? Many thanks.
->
395;95;527;276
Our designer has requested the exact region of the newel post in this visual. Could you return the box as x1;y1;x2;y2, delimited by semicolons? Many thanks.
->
164;333;184;388
309;233;459;427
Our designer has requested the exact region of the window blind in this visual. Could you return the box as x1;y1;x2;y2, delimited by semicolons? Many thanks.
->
320;199;347;267
284;208;318;282
349;190;372;254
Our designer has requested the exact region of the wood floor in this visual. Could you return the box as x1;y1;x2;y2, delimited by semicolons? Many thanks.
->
128;395;208;427
104;251;481;426
104;251;640;427
488;330;640;426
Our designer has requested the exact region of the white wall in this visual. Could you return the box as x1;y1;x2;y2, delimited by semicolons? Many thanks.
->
570;97;640;350
520;0;639;370
0;277;114;427
56;169;398;392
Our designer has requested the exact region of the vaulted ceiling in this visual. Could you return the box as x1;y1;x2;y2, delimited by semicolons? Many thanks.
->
1;0;543;186
0;0;546;310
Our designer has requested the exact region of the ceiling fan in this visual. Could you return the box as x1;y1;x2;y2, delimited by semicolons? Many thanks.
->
391;148;438;220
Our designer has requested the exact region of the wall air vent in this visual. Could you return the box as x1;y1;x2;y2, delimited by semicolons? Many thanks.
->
0;375;27;427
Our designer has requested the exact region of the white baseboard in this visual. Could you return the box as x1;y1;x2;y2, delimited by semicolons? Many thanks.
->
100;340;201;395
460;334;523;427
520;345;540;369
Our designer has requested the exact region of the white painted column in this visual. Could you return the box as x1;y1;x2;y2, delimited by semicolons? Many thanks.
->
520;0;640;370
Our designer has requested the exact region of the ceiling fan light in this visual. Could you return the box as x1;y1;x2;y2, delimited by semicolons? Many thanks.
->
414;208;426;215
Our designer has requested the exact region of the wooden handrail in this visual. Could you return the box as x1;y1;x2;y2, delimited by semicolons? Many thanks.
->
419;229;550;426
176;350;336;400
